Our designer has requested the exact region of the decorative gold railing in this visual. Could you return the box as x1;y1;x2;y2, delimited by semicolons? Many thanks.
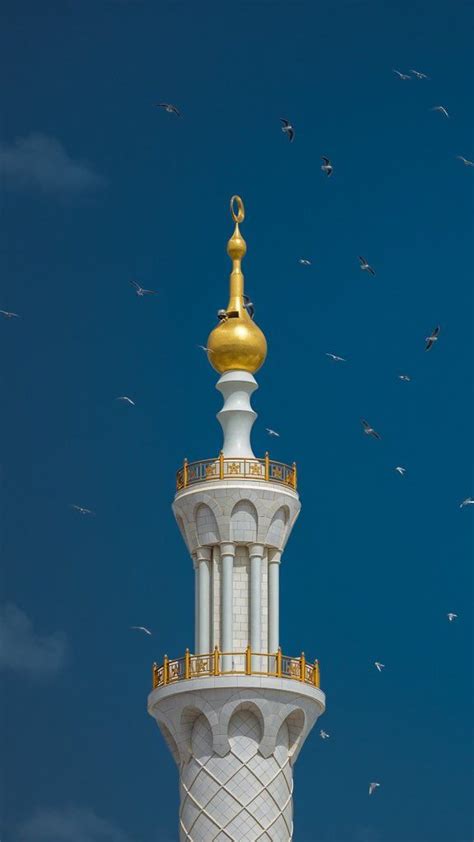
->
176;452;297;492
151;646;320;690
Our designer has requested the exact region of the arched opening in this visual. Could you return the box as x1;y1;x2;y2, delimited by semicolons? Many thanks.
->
195;503;220;546
266;505;289;548
157;721;180;766
283;708;305;757
230;500;258;543
228;706;262;762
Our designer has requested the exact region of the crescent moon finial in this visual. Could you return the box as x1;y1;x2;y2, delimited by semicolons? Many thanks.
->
230;195;245;223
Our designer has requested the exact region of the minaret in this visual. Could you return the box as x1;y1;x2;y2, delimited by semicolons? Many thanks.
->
148;196;325;842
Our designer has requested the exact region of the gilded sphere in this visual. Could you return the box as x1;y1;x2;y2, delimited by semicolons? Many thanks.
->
207;312;267;374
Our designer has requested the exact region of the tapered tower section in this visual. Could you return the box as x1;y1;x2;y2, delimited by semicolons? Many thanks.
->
148;196;325;841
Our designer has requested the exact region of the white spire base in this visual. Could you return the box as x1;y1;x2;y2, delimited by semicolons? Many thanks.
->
216;370;258;457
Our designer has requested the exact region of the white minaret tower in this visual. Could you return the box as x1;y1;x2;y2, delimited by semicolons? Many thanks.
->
148;196;325;842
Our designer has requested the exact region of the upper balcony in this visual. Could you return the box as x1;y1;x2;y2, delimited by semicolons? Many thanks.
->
176;452;297;493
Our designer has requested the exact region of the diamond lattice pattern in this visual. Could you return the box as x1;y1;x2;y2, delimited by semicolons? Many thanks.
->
179;710;293;842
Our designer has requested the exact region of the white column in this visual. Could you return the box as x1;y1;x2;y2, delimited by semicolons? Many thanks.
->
268;549;281;656
197;548;212;655
249;543;264;671
210;545;219;650
220;542;235;670
193;553;199;653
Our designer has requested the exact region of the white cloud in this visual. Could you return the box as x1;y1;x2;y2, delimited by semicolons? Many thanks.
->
16;807;132;842
0;133;104;193
0;603;67;677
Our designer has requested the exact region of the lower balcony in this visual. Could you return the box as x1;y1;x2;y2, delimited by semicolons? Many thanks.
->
152;646;320;691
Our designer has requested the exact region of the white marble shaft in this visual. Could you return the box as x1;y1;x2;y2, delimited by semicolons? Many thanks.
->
173;482;300;655
148;677;325;842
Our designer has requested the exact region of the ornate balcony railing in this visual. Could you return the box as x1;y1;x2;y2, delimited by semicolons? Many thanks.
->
176;452;297;492
151;646;320;690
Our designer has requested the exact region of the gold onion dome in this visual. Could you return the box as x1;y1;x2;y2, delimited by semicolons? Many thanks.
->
206;196;267;374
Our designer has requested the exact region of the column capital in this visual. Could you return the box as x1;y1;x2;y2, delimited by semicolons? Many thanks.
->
195;547;212;563
248;542;265;559
268;548;282;564
219;541;236;557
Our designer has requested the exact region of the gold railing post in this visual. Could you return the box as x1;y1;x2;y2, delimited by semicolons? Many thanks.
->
213;645;220;676
163;655;169;686
264;451;270;481
276;647;282;677
245;645;252;675
300;652;306;682
185;648;190;679
183;458;188;488
292;462;297;490
152;662;158;689
314;659;320;688
219;450;224;479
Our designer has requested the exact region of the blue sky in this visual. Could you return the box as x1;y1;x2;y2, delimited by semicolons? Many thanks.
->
1;0;472;840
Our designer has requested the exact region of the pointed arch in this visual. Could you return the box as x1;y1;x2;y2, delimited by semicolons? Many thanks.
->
230;499;258;543
195;503;220;546
265;505;290;548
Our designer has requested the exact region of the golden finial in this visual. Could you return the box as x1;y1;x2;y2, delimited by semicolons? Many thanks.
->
228;195;245;254
226;196;247;312
206;196;267;374
230;194;245;223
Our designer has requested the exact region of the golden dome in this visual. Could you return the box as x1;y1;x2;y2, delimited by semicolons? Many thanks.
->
207;196;267;374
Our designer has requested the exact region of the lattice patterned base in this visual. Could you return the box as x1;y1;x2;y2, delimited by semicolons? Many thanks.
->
180;710;292;842
148;680;325;842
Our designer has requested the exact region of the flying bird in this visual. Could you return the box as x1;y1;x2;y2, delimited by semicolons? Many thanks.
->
116;396;135;406
393;69;411;80
0;310;20;319
197;345;214;354
410;69;429;79
447;613;458;622
320;729;330;739
425;325;440;351
326;353;346;362
361;419;381;440
266;428;280;437
130;625;152;635
430;105;450;118
70;504;95;516
457;155;474;167
398;374;411;382
243;294;255;319
299;259;311;266
459;497;474;508
374;662;385;672
321;156;333;177
369;782;381;796
130;280;158;297
358;256;376;276
155;103;180;116
280;118;295;142
395;466;406;476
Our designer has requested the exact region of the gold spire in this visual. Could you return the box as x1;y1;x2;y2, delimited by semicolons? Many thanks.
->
206;196;267;374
